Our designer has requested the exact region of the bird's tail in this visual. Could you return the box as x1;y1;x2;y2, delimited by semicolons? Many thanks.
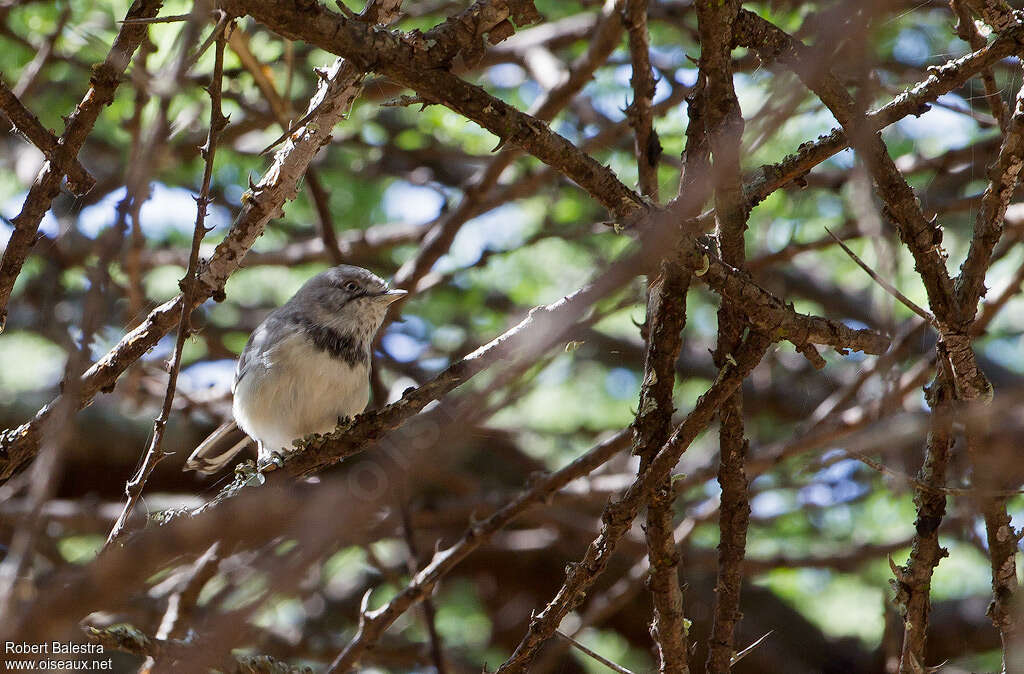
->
184;420;253;475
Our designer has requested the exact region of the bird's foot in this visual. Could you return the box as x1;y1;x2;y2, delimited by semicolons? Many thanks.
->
257;450;287;473
332;415;354;434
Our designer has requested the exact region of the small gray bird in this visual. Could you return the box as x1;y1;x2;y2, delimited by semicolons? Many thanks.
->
184;265;406;474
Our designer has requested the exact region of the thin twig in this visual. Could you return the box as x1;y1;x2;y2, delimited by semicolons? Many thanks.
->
825;227;937;326
183;10;231;73
105;24;230;548
258;106;321;156
730;630;774;667
555;631;637;674
327;430;631;672
119;12;193;24
399;502;447;674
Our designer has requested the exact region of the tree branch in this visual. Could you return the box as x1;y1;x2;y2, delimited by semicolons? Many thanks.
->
0;77;94;195
954;69;1024;326
891;367;955;674
694;1;752;669
0;0;404;482
327;430;630;672
496;331;771;673
105;17;230;548
632;257;691;673
625;0;661;200
216;0;646;219
0;0;162;331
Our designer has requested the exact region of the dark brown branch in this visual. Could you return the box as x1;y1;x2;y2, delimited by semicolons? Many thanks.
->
0;0;161;330
327;430;631;672
0;77;94;195
632;258;691;673
695;1;751;669
954;73;1024;327
683;238;890;356
104;17;230;548
625;0;661;201
496;331;771;673
891;368;955;674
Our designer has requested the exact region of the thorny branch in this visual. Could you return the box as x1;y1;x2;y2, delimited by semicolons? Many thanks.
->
695;0;754;670
4;1;1024;671
625;0;661;201
105;16;231;548
496;332;771;673
631;259;691;674
0;0;406;481
327;431;630;672
0;0;162;331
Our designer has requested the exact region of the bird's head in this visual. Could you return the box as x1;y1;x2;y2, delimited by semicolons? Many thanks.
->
297;264;406;336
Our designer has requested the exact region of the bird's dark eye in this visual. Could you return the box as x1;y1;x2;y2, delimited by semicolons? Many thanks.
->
344;281;360;292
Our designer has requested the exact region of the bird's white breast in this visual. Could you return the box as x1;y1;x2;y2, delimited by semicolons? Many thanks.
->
232;331;369;458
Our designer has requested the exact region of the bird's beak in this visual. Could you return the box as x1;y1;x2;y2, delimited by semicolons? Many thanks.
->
377;288;407;305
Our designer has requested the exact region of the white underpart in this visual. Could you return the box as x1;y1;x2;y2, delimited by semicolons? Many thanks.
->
232;330;369;460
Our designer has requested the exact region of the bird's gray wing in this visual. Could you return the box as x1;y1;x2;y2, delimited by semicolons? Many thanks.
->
233;310;294;393
189;310;297;475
